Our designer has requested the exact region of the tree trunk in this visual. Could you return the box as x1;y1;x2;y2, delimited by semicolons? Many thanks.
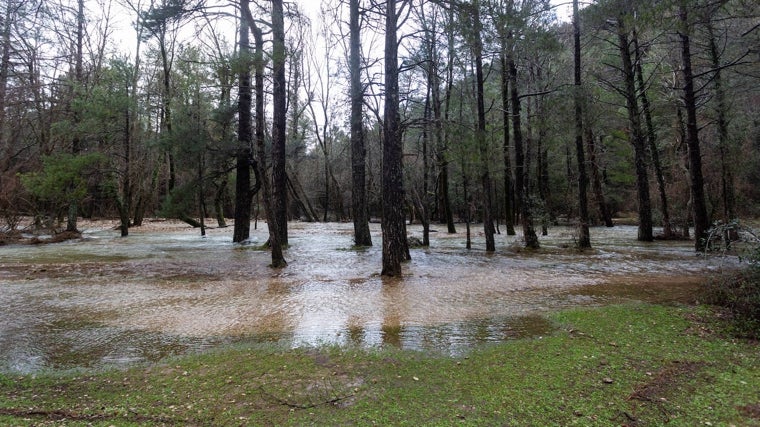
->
251;18;285;268
323;152;330;221
66;0;85;233
328;166;346;220
706;19;735;227
675;104;691;238
0;1;11;162
465;184;472;250
214;176;228;228
573;0;591;248
616;14;653;242
421;88;431;247
158;33;175;194
438;6;456;234
678;5;709;251
470;2;496;252
272;0;288;246
198;153;206;237
349;0;372;246
499;53;516;236
119;82;131;237
286;172;316;222
633;28;672;238
537;134;550;236
125;20;143;230
411;187;430;247
508;31;539;249
587;131;614;227
233;2;253;243
287;167;320;222
381;0;409;277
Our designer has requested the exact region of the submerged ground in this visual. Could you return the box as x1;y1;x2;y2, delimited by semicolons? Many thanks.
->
0;220;738;373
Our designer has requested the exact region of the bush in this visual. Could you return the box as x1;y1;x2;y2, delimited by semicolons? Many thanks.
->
706;221;760;338
19;153;107;230
708;269;760;338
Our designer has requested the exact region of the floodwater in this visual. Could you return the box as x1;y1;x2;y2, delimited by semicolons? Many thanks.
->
0;221;738;373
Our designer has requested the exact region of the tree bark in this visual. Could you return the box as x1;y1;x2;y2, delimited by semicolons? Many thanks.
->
438;5;456;234
508;31;539;249
470;1;496;252
421;86;431;247
119;79;132;237
233;1;253;243
349;0;372;246
286;170;318;222
198;153;206;237
675;104;691;238
706;19;735;227
499;52;516;236
678;5;709;251
587;130;614;227
0;1;12;162
573;0;591;248
127;20;144;229
66;0;85;233
633;28;672;238
381;0;409;277
252;17;286;268
616;14;653;242
214;176;227;228
272;0;288;246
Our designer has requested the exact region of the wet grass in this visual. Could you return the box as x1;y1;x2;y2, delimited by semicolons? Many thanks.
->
0;303;757;426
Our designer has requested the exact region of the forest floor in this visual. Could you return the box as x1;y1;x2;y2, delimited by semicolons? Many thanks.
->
0;301;757;426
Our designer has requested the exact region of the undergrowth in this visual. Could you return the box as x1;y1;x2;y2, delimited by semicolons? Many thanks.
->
706;220;760;338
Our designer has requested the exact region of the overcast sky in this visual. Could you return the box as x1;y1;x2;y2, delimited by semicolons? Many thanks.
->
106;0;573;58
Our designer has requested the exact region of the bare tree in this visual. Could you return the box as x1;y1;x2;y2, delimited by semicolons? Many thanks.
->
304;5;345;222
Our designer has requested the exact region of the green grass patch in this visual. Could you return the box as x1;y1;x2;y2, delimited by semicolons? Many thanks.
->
1;303;758;426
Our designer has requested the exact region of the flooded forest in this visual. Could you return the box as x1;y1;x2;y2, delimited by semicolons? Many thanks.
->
1;0;759;372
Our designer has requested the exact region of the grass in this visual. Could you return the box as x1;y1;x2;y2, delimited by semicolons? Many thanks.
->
0;303;758;426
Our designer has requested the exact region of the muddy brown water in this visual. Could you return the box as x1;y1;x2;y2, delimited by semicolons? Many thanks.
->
0;221;737;373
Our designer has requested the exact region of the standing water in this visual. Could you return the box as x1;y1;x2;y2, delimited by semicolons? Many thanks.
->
0;220;735;373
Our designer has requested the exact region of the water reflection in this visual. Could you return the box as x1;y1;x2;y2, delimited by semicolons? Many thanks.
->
0;222;737;373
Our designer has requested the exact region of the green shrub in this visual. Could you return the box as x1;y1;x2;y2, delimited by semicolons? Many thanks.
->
20;153;107;214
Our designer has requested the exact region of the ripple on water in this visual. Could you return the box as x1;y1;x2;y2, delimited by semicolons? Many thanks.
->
0;222;738;372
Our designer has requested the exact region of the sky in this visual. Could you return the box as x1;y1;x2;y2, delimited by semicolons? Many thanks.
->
107;0;574;59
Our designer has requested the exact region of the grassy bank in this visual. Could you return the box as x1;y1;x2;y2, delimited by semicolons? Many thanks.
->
1;303;757;426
